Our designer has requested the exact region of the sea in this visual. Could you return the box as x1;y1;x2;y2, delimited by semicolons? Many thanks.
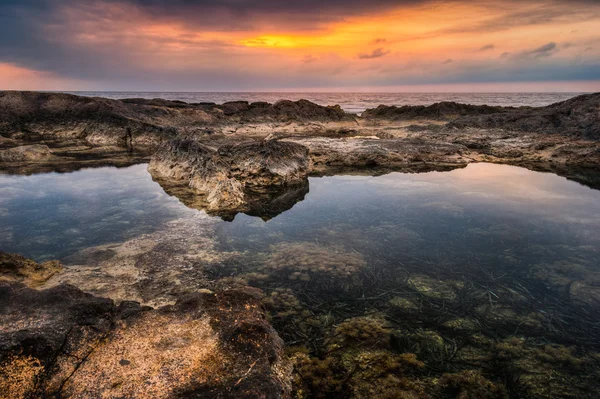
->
65;92;586;114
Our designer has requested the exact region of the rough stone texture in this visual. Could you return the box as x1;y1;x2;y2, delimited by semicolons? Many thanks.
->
0;250;62;287
148;139;310;218
362;101;508;121
0;91;354;147
449;93;600;139
0;144;53;162
0;282;291;399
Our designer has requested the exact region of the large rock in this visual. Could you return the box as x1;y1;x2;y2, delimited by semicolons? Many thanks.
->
362;101;508;121
0;282;291;399
449;93;600;139
0;92;355;148
148;139;310;218
362;93;600;139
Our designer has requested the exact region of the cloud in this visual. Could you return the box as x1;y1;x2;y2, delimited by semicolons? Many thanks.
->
442;58;453;64
302;54;318;63
0;0;599;90
520;42;559;58
478;44;495;52
358;48;390;59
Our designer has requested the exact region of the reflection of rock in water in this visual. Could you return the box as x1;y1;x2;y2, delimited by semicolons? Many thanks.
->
153;173;310;221
148;139;311;220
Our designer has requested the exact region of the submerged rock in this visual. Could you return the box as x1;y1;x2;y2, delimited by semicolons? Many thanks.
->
0;282;291;399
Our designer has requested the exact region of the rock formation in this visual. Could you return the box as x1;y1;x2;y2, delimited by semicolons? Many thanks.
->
0;281;291;398
0;251;62;287
148;139;310;218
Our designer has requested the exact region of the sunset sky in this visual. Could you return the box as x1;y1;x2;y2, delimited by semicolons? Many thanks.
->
1;0;599;92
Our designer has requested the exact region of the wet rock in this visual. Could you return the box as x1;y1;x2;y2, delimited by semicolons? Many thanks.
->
148;139;310;216
0;250;62;287
0;282;291;399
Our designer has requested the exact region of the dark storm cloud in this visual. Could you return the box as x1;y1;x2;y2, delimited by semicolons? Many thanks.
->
358;48;390;60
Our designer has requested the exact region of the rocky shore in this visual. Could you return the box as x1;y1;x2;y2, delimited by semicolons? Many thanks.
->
0;251;291;399
2;91;600;397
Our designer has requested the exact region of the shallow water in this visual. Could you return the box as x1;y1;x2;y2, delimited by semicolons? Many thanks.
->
2;163;598;266
2;162;600;396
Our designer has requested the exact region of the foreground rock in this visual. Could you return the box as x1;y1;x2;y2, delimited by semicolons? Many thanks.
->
0;144;53;162
0;251;62;287
0;281;291;399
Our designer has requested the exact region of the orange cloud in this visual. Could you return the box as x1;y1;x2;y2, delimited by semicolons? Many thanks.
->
4;0;599;90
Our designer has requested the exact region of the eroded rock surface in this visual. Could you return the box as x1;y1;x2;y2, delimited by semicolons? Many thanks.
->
148;139;310;218
0;144;53;162
0;282;291;399
0;250;62;287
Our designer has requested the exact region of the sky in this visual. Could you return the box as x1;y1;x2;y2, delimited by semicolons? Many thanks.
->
1;0;600;92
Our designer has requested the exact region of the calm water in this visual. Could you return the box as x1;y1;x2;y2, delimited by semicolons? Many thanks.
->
63;92;584;113
2;162;600;395
1;163;599;267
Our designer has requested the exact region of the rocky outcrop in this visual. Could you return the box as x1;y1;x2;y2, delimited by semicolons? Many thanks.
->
0;91;354;148
450;93;600;139
148;139;310;218
0;281;291;399
0;250;62;287
363;93;600;139
362;102;508;121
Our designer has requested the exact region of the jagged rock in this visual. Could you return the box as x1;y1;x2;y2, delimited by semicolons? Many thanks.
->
148;139;310;217
0;250;62;287
449;93;600;139
0;92;354;148
362;102;508;121
0;282;291;399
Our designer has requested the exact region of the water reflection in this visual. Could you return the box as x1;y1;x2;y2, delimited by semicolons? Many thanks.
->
154;176;310;221
0;164;195;261
2;162;600;397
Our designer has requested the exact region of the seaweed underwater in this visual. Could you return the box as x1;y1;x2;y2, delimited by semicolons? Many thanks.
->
206;171;600;399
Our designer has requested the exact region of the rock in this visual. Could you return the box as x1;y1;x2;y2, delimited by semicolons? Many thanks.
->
449;93;600;139
0;144;52;162
0;282;291;398
148;139;310;217
362;102;508;121
0;251;62;287
0;92;355;148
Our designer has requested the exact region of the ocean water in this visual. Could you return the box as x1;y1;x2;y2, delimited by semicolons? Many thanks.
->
65;92;585;114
